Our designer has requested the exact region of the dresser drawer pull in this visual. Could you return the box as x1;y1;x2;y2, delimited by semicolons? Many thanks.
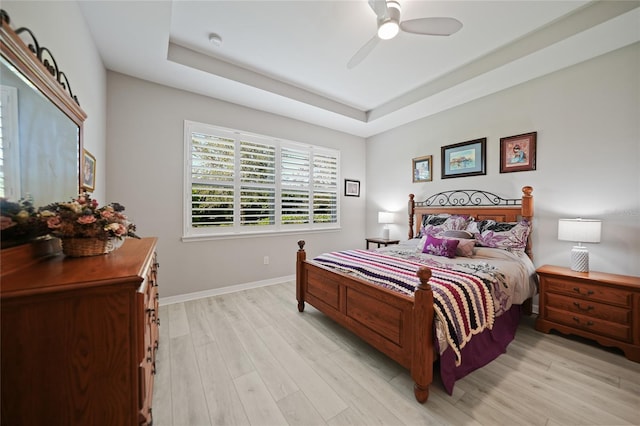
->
572;287;594;296
572;316;594;326
572;302;594;311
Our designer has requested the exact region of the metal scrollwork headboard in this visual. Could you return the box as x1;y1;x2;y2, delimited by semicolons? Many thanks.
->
408;186;534;259
415;189;521;208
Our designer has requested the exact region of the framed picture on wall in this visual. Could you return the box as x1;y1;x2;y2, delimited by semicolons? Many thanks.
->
441;138;486;179
82;149;96;192
412;155;432;182
500;131;537;173
344;179;360;197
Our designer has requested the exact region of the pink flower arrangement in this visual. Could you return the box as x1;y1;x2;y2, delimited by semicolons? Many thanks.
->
40;193;138;240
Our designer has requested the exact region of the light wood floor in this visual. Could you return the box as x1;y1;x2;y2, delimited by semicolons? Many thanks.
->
153;282;640;426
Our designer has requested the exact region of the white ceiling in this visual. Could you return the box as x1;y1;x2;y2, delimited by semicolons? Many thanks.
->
78;0;640;138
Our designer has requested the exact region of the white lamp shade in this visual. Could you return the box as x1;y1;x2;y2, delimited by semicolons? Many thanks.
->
378;212;394;224
558;218;601;244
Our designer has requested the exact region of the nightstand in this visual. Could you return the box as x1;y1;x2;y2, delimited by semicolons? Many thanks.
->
366;237;400;249
535;265;640;362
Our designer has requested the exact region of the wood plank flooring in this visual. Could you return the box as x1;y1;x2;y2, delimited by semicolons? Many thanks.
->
153;282;640;425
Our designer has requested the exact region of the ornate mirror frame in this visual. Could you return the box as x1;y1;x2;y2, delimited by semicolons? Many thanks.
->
1;10;87;269
1;9;87;194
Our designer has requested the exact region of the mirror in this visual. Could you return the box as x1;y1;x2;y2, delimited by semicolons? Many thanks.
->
0;10;86;247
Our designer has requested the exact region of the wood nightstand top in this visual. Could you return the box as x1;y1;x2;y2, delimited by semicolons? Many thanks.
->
365;238;400;249
536;265;640;289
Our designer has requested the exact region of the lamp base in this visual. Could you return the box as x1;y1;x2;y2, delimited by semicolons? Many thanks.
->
382;228;390;240
570;246;589;272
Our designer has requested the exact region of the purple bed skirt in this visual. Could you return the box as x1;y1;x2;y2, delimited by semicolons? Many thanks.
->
438;304;523;394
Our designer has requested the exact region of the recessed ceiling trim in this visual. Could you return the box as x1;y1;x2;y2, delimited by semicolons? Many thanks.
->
167;42;367;123
368;0;640;122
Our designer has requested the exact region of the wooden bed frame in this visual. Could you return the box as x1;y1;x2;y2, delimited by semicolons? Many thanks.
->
296;186;534;402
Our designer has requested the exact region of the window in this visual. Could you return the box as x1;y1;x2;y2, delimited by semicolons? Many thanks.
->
184;121;339;239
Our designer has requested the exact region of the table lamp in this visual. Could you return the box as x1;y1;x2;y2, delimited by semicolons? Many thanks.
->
378;212;394;240
558;218;601;272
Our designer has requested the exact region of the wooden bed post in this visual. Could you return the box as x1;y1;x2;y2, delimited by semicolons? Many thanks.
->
521;186;533;221
408;194;415;239
521;186;535;315
521;186;534;260
296;240;306;312
412;267;433;403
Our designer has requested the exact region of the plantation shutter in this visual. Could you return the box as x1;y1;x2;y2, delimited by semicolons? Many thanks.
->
240;139;276;226
185;121;340;238
313;152;338;224
281;146;310;224
190;132;235;228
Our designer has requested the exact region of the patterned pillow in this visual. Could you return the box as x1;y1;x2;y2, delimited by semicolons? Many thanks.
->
469;219;531;251
422;235;459;258
420;214;471;237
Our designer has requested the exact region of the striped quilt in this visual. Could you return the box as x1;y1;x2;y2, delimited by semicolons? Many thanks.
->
313;249;495;365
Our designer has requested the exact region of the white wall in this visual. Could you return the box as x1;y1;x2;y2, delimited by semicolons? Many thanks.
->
106;72;366;298
4;1;107;202
366;43;640;277
7;1;638;301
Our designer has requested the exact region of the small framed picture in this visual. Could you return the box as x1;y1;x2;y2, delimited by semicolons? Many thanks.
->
500;132;537;173
344;179;360;197
441;138;486;179
82;149;96;192
412;155;432;183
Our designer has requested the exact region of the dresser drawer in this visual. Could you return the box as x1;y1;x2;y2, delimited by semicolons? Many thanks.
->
547;307;632;342
544;277;632;307
545;292;631;325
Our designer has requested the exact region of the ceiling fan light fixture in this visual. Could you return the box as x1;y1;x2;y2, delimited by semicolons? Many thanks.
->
377;1;401;40
378;20;399;40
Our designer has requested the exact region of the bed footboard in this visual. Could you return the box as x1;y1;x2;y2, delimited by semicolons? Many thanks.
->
296;240;435;403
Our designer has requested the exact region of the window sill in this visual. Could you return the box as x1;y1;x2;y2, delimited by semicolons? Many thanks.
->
181;226;341;243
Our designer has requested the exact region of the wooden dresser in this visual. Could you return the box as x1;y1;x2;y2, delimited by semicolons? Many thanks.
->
535;265;640;362
1;237;159;425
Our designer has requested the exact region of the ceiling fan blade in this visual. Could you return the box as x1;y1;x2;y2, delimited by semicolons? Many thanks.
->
347;35;380;69
400;17;463;36
368;0;389;20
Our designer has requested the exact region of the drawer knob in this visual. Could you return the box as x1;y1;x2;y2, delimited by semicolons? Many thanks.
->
572;302;594;311
572;287;594;296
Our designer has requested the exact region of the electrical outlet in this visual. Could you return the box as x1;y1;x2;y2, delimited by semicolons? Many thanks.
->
263;256;269;265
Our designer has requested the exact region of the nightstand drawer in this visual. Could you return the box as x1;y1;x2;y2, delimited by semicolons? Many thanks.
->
545;277;632;307
547;307;632;342
546;293;631;325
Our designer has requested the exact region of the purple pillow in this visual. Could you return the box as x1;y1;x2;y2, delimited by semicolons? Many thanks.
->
422;235;459;258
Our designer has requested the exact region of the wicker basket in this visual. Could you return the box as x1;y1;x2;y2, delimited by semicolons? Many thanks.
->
61;238;122;257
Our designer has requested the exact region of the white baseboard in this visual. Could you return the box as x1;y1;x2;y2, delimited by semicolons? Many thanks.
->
159;274;295;306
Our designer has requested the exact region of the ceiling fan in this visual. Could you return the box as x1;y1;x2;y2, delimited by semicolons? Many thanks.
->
347;0;463;69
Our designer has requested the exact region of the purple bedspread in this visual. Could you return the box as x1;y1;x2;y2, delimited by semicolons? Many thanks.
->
438;303;522;394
